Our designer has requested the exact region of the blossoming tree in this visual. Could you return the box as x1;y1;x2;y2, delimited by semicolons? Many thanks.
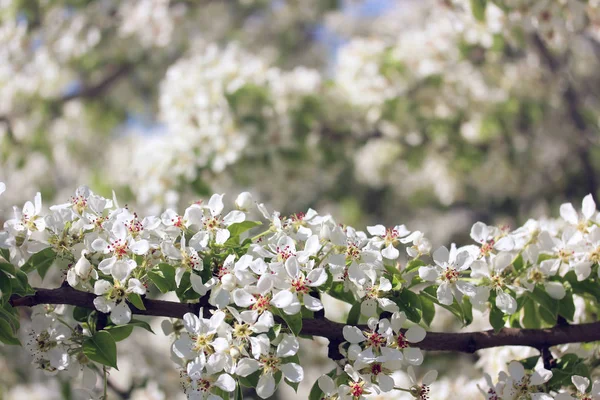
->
3;0;600;399
2;184;600;399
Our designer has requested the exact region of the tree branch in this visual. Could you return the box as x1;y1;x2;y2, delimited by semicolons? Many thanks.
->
58;63;133;103
531;34;597;196
9;286;600;358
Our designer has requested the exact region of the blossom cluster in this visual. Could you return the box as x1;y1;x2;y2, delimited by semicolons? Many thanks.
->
2;185;600;398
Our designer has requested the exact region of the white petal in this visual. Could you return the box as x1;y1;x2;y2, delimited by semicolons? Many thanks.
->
215;228;230;245
130;240;149;255
508;361;525;381
280;363;303;383
235;358;260;377
560;202;579;224
470;222;489;243
93;297;113;313
433;246;449;266
127;278;146;295
361;298;378;317
377;373;395;392
367;225;386;236
276;334;299;358
271;290;293;308
583;194;596;220
418;266;439;282
382;244;399;260
183;312;201;334
544;281;566;300
110;302;132;325
285;256;299;279
215;373;236;392
422;370;438;385
494;236;514;252
403;347;423;365
456;281;477;297
405;325;426;343
343;326;365;343
306;268;327;287
208;194;225;216
303;294;323;311
493;252;513;272
437;282;453;305
496;291;517;314
318;375;335;395
191;273;211;296
572;375;590;394
256;373;276;399
233;289;256;308
223;210;245;226
530;368;552;385
93;280;112;295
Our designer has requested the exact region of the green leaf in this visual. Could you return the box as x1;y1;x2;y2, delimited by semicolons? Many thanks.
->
21;248;56;278
73;306;93;323
421;286;463;321
0;304;20;332
392;289;422;323
234;381;243;400
227;221;262;238
0;262;16;277
147;263;176;293
346;302;361;326
471;0;487;22
404;259;426;273
528;286;558;321
520;355;540;370
83;331;118;369
0;270;12;302
105;325;134;342
558;291;575;321
212;387;230;400
0;318;20;345
238;370;261;388
127;293;146;311
129;319;154;334
273;308;302;336
420;296;435;327
489;303;505;332
462;297;473;326
11;269;35;296
521;297;541;329
328;282;356;304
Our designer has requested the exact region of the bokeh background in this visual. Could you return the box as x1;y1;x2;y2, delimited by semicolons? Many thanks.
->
1;0;599;398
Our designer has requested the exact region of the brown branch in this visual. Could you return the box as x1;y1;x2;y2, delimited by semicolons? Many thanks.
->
58;63;133;103
531;34;597;196
10;286;600;359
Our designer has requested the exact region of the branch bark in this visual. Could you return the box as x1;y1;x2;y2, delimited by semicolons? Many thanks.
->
10;286;600;358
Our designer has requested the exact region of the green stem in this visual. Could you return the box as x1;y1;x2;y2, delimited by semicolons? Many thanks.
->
251;228;273;242
103;366;108;399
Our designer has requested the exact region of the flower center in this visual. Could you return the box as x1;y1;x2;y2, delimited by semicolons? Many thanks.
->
291;276;310;294
480;240;495;257
108;238;128;259
349;381;365;398
259;354;281;374
252;295;271;313
394;332;408;349
365;331;386;351
232;323;252;341
192;333;215;354
276;245;294;262
442;267;459;283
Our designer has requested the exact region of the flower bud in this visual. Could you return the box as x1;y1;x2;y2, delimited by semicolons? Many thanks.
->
221;273;237;291
235;192;253;212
